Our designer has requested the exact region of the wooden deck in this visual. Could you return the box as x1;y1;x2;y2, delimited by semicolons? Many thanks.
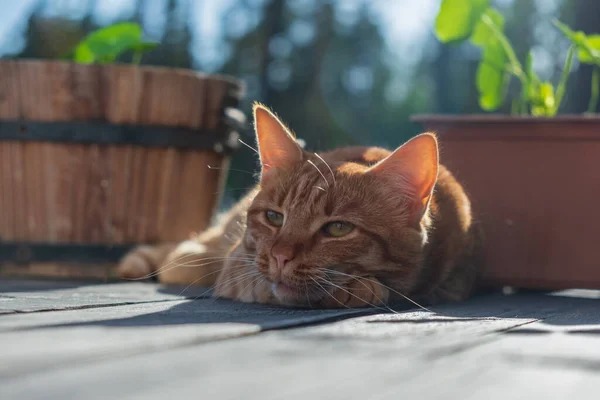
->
1;279;599;399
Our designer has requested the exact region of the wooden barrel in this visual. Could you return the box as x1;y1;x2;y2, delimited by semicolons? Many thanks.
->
0;60;244;280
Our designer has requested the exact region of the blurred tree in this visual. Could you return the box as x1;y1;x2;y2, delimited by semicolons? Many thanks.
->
17;0;89;59
143;0;192;68
218;0;409;194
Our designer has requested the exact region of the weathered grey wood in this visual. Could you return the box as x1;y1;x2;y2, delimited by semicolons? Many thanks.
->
2;281;599;400
5;306;595;400
0;301;260;378
0;282;371;378
0;279;211;313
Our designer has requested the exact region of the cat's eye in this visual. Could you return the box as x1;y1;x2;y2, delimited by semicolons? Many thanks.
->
323;221;354;237
265;210;284;227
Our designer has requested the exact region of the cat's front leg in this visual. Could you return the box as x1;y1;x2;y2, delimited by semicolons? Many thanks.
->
213;247;277;305
118;240;224;286
319;276;389;308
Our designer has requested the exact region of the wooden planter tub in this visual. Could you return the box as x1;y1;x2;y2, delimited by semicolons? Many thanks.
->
0;60;244;280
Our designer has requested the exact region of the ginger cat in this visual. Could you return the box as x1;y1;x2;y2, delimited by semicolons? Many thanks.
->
118;104;482;308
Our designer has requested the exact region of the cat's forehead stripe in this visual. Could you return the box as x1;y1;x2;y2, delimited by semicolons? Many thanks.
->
282;165;329;213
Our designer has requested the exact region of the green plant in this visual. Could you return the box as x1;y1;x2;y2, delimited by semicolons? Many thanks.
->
553;20;600;113
434;0;600;116
71;22;157;65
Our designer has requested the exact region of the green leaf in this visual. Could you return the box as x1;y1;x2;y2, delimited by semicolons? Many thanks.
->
435;0;490;43
74;44;96;64
477;40;508;110
539;82;555;109
471;8;504;46
530;82;555;116
554;20;600;66
553;20;587;46
73;22;144;64
578;35;600;65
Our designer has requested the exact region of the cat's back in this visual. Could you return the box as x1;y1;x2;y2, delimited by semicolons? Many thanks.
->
420;163;482;302
321;146;391;166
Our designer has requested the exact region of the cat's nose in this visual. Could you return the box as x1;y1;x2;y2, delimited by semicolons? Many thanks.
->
271;241;301;270
273;253;291;269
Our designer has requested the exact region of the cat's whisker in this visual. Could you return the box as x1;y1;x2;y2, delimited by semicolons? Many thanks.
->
176;270;226;297
360;278;431;312
124;252;206;281
238;138;260;155
304;281;313;308
171;260;255;271
322;269;431;313
208;165;256;176
318;274;399;314
316;276;383;310
153;255;254;278
184;268;260;299
131;253;255;282
307;159;330;189
206;270;263;303
152;251;220;274
309;276;350;309
237;274;264;299
213;269;261;289
314;153;336;186
313;186;326;192
174;263;259;297
175;255;256;265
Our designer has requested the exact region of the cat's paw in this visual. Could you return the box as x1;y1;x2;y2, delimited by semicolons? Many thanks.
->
319;277;389;308
158;240;229;286
117;246;157;280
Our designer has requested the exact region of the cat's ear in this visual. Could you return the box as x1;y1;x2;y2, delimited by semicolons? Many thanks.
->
367;133;439;221
253;103;303;175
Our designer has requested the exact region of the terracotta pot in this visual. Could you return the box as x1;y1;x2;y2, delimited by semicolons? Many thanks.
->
0;60;245;280
411;115;600;290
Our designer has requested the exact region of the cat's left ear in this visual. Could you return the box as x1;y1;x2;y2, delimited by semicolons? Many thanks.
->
366;133;439;221
253;103;303;177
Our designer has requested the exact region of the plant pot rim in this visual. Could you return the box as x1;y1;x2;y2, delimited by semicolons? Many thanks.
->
0;59;244;89
411;113;600;140
411;114;600;123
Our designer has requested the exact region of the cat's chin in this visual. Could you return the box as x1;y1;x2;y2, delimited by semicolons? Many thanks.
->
271;282;325;307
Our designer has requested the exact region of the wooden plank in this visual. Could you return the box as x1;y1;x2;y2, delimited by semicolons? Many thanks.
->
0;281;371;381
2;290;600;399
0;301;261;379
3;329;598;399
0;290;369;330
0;143;14;240
124;147;147;242
0;281;209;313
105;145;133;244
81;145;111;243
0;60;20;242
10;141;26;240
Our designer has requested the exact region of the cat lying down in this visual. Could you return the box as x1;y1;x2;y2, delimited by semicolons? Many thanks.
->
118;103;482;308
